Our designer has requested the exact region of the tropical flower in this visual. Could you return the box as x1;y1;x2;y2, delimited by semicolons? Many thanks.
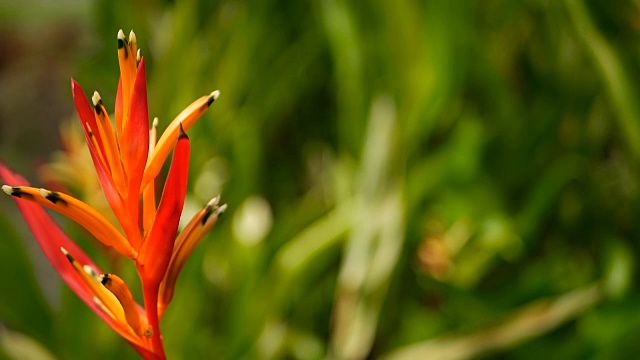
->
0;30;225;359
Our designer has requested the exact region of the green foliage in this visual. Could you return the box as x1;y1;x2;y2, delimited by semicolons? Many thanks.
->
0;216;52;347
2;0;640;358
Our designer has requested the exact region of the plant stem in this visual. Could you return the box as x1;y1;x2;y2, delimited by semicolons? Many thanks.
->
142;281;166;360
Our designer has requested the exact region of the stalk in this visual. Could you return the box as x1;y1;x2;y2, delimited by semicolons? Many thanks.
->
142;280;166;360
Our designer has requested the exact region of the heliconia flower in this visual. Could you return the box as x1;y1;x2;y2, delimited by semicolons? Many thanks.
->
0;30;225;360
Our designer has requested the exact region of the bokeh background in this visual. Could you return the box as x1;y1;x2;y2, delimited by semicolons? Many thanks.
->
1;0;640;359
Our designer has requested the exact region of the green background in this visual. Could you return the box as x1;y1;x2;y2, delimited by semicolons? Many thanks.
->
1;0;640;359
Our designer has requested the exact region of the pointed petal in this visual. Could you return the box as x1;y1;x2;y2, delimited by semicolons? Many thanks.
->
60;247;154;353
82;122;142;247
92;91;127;195
1;185;136;259
121;58;150;248
142;90;219;189
73;80;129;234
0;163;95;269
137;128;190;286
71;79;108;170
128;30;138;68
117;29;137;133
100;273;149;337
115;77;124;142
137;126;189;360
60;247;128;326
142;118;158;235
86;125;108;169
0;163;151;352
159;197;225;316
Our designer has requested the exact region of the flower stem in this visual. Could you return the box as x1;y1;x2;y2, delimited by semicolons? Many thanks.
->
142;281;166;360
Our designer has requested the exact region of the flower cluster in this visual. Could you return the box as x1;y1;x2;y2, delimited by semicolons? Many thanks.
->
0;30;224;359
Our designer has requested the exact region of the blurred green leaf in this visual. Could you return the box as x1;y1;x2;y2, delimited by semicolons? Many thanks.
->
0;215;52;349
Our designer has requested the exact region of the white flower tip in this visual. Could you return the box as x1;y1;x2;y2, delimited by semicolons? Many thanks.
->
152;117;159;128
1;185;12;195
83;264;97;277
92;91;101;106
217;204;228;216
129;30;137;44
207;194;221;207
117;29;126;40
60;246;75;263
211;90;220;101
38;188;48;198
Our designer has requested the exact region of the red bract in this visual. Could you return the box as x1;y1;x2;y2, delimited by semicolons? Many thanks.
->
0;30;224;360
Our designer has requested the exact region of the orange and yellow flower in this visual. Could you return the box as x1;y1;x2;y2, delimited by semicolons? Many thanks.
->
0;30;224;359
